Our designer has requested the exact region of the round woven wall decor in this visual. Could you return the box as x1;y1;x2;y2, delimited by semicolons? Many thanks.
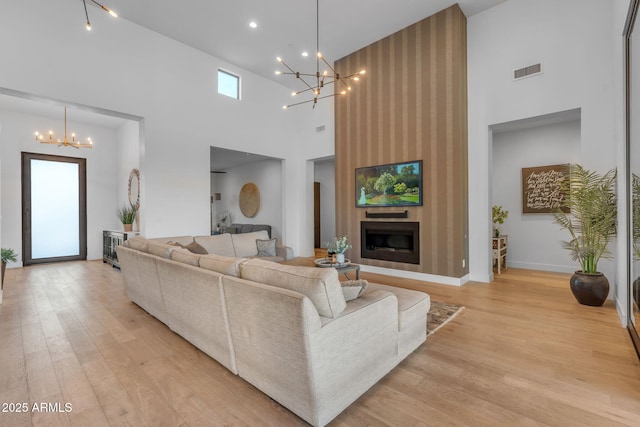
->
239;183;260;218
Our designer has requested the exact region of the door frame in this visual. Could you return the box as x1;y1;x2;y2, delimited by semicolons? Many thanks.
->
21;152;87;265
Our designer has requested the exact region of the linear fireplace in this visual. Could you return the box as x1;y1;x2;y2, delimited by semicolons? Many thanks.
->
361;221;420;264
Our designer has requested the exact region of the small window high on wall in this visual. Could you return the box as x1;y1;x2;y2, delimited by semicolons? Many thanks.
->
218;69;240;99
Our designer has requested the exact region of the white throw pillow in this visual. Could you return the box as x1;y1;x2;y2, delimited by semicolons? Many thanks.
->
256;238;277;257
341;279;368;301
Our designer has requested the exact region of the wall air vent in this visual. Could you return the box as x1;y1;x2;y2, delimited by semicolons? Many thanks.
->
513;63;542;80
315;125;326;133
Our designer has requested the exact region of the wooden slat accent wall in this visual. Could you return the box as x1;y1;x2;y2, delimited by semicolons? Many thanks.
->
334;5;468;278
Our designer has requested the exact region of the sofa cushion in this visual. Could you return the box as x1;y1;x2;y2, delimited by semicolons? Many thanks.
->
248;255;285;263
240;258;347;318
128;236;149;252
199;253;246;277
341;279;368;301
251;224;271;237
256;238;277;257
152;236;194;246
231;230;270;258
146;241;175;259
194;234;235;257
184;241;208;255
170;247;201;266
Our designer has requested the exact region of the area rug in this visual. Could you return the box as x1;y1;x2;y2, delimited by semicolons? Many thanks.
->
427;301;465;336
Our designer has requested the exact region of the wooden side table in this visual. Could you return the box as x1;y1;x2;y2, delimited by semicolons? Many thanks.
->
335;263;361;280
492;235;508;275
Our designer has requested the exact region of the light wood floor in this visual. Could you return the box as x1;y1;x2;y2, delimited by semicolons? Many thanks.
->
1;261;639;426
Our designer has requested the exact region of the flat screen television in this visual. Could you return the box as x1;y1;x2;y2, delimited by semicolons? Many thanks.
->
355;160;423;207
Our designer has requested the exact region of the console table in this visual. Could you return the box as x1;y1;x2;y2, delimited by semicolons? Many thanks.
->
103;230;139;268
492;235;508;275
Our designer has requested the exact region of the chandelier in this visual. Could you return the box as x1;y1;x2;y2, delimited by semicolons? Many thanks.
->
276;0;365;109
83;0;118;31
35;107;93;149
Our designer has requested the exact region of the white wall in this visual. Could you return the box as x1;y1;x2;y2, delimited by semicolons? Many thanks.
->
468;0;627;288
215;159;284;241
314;158;336;247
0;109;120;265
117;120;141;228
0;0;333;257
492;118;581;272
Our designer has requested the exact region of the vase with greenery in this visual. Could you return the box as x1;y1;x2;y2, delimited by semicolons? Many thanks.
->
492;205;508;238
1;248;18;289
117;203;137;232
332;236;352;264
553;165;617;306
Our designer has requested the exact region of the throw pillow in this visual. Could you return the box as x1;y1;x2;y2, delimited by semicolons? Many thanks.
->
184;241;208;254
341;279;368;301
256;238;277;257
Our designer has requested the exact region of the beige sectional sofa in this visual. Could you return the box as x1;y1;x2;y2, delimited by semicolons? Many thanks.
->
152;230;294;262
117;234;430;427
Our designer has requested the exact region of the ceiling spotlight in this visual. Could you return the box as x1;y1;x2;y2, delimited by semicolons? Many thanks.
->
249;21;258;29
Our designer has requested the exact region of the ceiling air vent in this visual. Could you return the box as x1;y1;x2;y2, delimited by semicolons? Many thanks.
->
513;63;542;80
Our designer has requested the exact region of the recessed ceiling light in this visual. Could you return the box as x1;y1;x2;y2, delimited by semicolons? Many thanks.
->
249;21;257;29
301;51;309;57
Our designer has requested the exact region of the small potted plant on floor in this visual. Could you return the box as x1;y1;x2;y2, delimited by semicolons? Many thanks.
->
117;203;137;232
553;165;617;306
1;248;18;289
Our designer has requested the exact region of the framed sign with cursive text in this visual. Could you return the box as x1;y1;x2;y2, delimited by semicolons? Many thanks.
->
521;164;570;214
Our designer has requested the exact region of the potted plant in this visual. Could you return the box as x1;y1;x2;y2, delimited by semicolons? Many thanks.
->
553;165;617;306
1;248;18;289
492;205;508;238
117;203;137;232
333;236;352;264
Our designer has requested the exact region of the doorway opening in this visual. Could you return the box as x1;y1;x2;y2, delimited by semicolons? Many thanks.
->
21;152;87;265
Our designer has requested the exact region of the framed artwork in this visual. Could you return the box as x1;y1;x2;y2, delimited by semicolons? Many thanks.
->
521;164;570;213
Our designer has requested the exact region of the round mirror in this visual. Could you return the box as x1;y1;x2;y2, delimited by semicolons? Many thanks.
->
128;168;140;209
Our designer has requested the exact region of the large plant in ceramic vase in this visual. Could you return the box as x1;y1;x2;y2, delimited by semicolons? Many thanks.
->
553;165;617;306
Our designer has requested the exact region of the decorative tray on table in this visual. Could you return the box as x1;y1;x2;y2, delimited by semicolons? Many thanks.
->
314;258;351;268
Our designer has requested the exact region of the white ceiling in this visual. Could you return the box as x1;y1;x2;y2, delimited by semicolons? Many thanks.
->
1;0;507;160
210;147;278;173
107;0;506;88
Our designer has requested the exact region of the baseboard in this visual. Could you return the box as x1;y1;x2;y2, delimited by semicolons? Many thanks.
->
507;260;575;274
359;265;470;286
616;294;628;327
